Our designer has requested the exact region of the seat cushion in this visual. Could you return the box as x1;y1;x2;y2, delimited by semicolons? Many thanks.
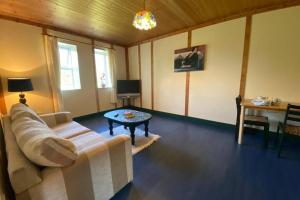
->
245;115;268;123
52;121;90;139
69;131;106;152
285;124;300;136
11;116;78;167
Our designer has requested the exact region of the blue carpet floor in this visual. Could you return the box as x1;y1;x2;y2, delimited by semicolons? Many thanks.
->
76;113;300;200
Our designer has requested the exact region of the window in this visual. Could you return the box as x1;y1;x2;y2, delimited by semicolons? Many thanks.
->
94;49;112;88
58;42;81;90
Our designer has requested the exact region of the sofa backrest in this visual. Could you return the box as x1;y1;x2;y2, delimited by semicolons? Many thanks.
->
0;117;15;200
2;116;42;194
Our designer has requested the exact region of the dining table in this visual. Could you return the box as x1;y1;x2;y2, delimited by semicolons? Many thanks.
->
238;99;289;144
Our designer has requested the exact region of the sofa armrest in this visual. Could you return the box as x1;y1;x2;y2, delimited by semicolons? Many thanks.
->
61;134;133;200
18;134;133;200
39;112;72;128
2;116;42;194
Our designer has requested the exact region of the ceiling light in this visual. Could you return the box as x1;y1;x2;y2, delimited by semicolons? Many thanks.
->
133;0;156;30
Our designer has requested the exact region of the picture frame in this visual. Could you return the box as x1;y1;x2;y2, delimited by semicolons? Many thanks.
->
174;45;206;72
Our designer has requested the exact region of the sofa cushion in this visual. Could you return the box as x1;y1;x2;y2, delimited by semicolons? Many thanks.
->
69;131;106;152
40;112;73;128
11;116;78;167
10;103;46;125
52;121;90;139
2;116;42;194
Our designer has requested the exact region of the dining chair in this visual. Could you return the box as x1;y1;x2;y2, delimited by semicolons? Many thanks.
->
235;95;270;147
277;104;300;157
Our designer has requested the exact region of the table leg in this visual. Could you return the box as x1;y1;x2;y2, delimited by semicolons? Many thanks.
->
124;125;127;129
144;121;149;137
129;126;135;145
238;105;245;144
108;120;113;136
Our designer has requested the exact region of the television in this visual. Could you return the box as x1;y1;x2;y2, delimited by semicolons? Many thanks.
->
117;80;140;97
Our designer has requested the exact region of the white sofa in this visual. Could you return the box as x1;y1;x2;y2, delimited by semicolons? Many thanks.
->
2;106;133;200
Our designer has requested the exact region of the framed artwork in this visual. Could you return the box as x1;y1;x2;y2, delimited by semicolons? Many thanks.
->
174;45;206;72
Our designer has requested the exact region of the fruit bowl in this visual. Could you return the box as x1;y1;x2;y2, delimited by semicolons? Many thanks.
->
124;112;135;118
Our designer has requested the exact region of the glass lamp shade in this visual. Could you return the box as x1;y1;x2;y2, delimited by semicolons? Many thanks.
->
133;10;157;30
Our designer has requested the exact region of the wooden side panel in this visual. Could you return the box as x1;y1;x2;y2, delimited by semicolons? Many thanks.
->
0;77;7;114
151;41;154;110
125;47;130;80
239;16;252;97
184;31;192;116
138;44;142;107
91;40;100;111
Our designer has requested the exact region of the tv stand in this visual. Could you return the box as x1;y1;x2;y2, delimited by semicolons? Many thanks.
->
117;93;140;107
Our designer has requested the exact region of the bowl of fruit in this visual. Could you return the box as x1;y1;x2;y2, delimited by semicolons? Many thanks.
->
124;111;135;119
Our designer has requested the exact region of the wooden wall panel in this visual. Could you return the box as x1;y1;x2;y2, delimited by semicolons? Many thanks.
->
239;16;252;97
151;41;154;110
184;31;192;116
0;77;7;114
91;40;100;112
138;44;142;107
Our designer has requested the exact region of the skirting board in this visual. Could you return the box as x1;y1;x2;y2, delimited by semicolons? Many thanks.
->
74;106;235;130
74;106;280;136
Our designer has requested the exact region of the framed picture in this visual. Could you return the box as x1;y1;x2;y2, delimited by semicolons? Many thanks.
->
174;45;206;72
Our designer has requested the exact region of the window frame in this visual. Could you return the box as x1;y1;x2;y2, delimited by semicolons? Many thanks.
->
57;41;81;91
94;48;112;89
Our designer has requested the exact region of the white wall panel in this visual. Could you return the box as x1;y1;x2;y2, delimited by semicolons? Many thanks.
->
153;33;188;115
189;18;246;124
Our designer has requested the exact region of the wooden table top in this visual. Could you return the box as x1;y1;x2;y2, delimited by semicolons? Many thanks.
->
241;99;289;111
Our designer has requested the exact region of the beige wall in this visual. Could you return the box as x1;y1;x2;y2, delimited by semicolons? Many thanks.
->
114;45;127;108
54;34;98;117
153;33;188;115
0;19;53;114
129;23;244;121
246;6;300;102
95;43;127;111
128;46;141;106
127;6;300;127
245;6;300;130
189;18;245;124
140;42;152;109
0;19;126;117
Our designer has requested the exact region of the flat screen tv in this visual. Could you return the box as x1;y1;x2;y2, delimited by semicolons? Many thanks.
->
117;80;140;97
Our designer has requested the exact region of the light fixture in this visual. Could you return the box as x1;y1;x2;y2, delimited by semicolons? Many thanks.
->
133;0;156;30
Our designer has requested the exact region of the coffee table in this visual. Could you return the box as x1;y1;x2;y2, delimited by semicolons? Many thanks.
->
104;109;152;145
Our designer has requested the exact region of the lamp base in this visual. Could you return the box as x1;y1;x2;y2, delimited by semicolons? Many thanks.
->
19;93;27;105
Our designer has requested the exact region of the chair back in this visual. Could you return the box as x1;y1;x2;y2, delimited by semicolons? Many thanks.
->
235;95;242;123
235;95;242;141
283;104;300;126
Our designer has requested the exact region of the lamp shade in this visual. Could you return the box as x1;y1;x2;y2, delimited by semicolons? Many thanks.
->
8;78;33;92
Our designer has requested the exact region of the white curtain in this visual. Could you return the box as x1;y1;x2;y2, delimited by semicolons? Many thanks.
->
108;48;117;104
44;35;64;112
